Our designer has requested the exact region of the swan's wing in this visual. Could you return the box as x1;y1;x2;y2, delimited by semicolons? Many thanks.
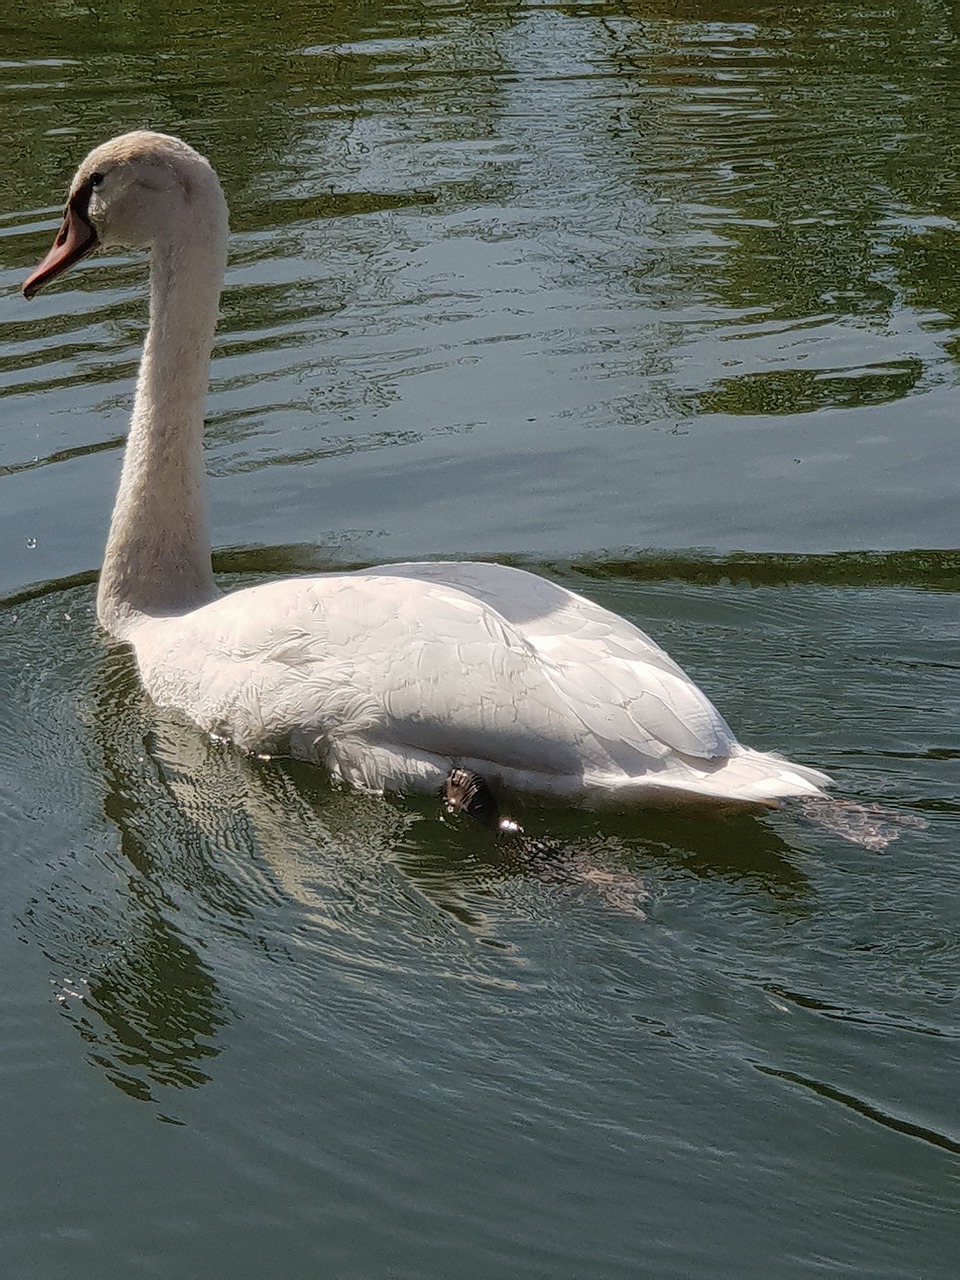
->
359;562;689;676
133;564;734;777
356;561;736;760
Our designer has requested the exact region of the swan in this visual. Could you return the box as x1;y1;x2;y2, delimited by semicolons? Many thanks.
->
23;130;830;810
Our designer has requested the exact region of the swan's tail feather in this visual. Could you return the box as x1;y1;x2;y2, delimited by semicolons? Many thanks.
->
585;747;831;809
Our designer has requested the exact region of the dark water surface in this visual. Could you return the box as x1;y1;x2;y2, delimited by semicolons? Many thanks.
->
1;2;958;1276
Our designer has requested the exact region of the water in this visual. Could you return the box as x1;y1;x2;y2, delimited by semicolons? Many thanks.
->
1;2;958;1276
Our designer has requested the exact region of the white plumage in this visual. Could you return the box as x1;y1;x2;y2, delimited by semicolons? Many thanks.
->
23;131;829;810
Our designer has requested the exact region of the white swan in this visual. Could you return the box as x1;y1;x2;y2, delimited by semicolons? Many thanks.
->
23;131;830;809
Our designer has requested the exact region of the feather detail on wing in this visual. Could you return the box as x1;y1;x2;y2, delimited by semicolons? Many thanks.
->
361;561;736;761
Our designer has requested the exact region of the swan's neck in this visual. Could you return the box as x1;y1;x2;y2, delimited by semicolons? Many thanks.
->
97;218;227;639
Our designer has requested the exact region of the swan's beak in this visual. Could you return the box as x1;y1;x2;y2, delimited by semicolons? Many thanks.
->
22;205;99;299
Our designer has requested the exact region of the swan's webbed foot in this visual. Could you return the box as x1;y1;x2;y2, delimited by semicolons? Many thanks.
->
442;767;502;830
441;768;526;838
791;796;929;850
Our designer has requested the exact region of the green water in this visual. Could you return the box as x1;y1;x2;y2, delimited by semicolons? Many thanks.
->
1;2;958;1277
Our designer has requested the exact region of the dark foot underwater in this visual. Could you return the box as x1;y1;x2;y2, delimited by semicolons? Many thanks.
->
443;767;520;834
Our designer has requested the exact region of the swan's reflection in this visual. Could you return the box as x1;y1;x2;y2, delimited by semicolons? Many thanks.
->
59;638;415;1105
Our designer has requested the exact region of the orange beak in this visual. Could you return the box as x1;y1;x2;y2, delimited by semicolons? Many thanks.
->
22;203;98;299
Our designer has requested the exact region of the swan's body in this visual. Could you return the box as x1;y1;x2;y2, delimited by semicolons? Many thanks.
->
24;131;830;809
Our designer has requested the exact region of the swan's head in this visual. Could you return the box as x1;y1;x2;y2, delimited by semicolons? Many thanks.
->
23;130;227;299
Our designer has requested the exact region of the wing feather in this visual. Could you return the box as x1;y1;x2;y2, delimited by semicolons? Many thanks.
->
131;561;756;791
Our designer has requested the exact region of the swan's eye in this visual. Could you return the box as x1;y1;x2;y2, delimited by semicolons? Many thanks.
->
90;171;105;188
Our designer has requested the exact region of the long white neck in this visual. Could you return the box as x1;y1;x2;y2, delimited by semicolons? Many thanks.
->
97;205;228;640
